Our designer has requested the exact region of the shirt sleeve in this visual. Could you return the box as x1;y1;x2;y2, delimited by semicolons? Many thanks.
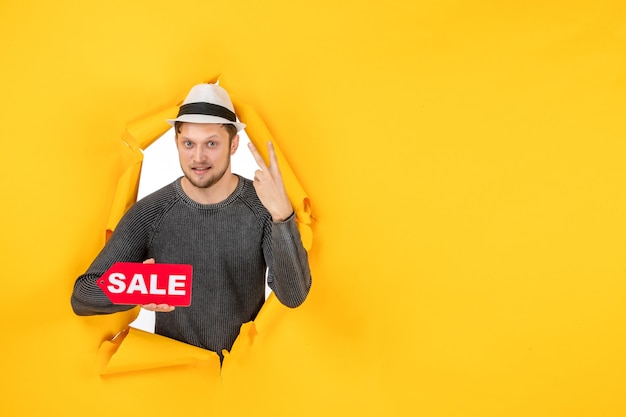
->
265;213;312;308
70;202;153;316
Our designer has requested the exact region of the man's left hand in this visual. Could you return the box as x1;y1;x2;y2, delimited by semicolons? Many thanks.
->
248;141;294;222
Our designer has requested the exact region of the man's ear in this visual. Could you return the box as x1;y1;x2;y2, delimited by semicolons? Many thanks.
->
230;134;240;154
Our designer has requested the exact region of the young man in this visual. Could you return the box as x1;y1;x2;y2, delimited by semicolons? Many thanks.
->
71;83;312;358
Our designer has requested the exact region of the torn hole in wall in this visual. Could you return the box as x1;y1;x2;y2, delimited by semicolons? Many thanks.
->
98;86;313;374
129;126;272;333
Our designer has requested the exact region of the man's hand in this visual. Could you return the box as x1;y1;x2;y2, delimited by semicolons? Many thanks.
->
248;141;294;222
139;258;175;312
141;302;175;312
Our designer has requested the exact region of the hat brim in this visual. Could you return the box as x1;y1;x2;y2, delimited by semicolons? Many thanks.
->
166;114;246;132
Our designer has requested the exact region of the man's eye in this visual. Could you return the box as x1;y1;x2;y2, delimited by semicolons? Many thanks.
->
208;141;217;147
184;141;193;147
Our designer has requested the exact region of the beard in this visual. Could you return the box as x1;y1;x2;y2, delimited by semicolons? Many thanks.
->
183;163;229;189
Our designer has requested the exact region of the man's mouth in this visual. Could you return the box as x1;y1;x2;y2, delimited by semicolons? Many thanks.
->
191;167;211;174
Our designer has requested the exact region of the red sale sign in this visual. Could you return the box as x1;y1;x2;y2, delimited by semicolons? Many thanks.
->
97;262;193;306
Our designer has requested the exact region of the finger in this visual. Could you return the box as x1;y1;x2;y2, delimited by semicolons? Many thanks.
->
247;142;268;171
267;141;282;175
141;303;175;312
265;143;286;189
143;258;155;264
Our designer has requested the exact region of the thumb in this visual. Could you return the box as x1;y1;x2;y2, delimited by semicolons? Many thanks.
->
143;258;155;264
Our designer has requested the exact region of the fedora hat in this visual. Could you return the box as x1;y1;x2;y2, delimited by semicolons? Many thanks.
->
167;83;246;131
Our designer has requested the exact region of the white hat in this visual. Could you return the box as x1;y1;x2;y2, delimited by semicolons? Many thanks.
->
167;83;246;131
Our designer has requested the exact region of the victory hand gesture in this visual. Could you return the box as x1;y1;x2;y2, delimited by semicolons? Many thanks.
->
248;141;294;222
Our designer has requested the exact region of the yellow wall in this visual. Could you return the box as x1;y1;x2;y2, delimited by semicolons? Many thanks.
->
1;1;625;416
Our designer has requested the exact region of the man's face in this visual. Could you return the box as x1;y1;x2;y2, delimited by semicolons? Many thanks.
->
175;123;238;189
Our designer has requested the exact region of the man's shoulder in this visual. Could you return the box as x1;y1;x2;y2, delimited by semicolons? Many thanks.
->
236;176;262;204
127;179;181;216
138;179;179;201
235;176;271;218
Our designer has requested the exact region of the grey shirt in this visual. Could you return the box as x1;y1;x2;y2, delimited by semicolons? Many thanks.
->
71;175;311;355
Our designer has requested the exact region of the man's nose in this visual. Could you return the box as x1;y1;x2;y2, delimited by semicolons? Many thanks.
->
194;146;207;161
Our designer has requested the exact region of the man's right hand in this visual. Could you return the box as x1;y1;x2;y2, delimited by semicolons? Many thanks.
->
140;303;175;312
140;258;175;312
